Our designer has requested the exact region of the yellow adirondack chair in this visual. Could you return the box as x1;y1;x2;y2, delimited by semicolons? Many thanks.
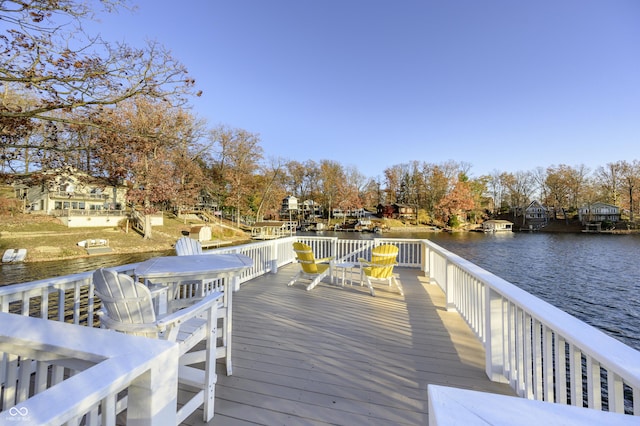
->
359;244;404;297
288;242;334;291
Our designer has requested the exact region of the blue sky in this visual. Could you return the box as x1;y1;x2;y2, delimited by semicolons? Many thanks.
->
91;1;640;179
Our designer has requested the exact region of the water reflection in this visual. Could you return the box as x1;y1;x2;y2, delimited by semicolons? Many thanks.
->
0;250;172;286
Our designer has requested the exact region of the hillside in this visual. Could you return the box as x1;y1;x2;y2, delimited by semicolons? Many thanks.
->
0;212;251;262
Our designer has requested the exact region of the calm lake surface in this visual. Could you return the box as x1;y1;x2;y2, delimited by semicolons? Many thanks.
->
2;231;639;350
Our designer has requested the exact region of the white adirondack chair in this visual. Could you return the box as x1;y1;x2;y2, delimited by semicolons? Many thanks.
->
174;236;234;376
93;267;222;423
175;236;204;255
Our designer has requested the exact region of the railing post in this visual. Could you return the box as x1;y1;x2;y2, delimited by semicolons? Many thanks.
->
445;261;456;311
423;242;435;284
331;238;338;259
127;345;179;426
421;241;428;275
484;286;509;383
269;240;279;274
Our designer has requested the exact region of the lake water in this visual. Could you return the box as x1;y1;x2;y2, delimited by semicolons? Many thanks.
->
420;231;640;351
2;231;639;350
0;250;172;287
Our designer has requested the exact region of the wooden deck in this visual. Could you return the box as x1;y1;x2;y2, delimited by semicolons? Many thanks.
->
182;264;516;425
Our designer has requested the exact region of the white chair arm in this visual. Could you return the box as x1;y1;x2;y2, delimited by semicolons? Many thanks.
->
157;291;223;329
98;312;165;334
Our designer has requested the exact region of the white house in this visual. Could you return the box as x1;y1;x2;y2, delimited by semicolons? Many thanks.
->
280;195;298;218
578;202;620;224
13;167;129;227
482;219;513;233
301;199;322;218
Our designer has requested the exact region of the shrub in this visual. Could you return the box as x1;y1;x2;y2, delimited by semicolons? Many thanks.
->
448;215;461;228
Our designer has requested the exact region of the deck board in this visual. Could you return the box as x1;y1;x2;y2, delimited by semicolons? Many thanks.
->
181;264;515;425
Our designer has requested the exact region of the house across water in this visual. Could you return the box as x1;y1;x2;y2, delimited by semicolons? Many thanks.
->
482;219;514;232
251;221;296;239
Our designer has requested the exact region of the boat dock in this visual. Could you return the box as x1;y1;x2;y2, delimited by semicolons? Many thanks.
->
2;236;639;425
183;265;515;425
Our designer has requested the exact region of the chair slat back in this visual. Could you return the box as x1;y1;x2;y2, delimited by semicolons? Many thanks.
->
293;242;321;274
369;245;398;278
93;268;158;337
175;237;203;256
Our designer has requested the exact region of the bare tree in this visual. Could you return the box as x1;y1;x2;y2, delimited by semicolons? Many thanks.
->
504;170;534;225
484;169;505;214
619;160;640;222
594;162;623;205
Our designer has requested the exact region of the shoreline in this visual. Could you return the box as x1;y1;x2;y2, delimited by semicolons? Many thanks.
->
13;236;253;264
387;226;441;232
0;212;256;263
4;214;637;264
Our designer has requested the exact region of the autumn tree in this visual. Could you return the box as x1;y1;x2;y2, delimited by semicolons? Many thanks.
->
544;165;571;219
169;116;208;218
254;157;287;221
286;160;307;199
594;162;623;206
285;159;322;204
92;98;196;238
566;164;591;210
435;176;475;227
359;177;381;210
383;164;404;205
209;125;263;227
1;0;197;169
397;161;420;206
467;175;489;222
619;160;640;222
422;164;451;215
337;165;365;220
317;160;344;222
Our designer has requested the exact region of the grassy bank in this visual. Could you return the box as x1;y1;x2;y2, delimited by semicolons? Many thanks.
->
0;213;251;262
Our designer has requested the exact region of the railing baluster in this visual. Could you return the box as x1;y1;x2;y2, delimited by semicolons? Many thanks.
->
524;313;533;399
542;325;554;402
516;307;525;396
505;301;515;382
586;356;602;409
4;353;18;408
555;335;568;404
533;319;543;400
608;372;625;413
569;345;583;406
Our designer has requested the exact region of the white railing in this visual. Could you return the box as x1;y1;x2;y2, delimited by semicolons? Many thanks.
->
423;239;640;416
1;236;639;422
428;385;639;425
0;312;178;426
